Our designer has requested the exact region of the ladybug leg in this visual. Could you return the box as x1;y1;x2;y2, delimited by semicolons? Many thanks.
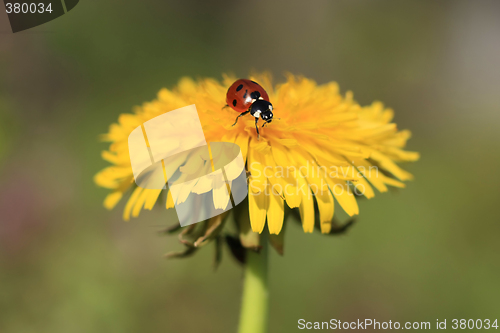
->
255;118;260;140
232;110;250;126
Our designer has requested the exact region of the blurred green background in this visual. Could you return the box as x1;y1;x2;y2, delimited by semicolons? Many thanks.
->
1;1;500;332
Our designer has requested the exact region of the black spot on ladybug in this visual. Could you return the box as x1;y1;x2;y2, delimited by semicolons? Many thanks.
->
243;89;248;98
232;99;237;107
236;84;244;91
250;91;261;100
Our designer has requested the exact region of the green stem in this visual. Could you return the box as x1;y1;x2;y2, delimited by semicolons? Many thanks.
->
237;233;269;333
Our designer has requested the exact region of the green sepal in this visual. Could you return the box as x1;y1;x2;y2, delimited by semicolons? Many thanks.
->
158;222;182;234
194;213;227;248
325;218;356;235
225;234;246;265
165;246;197;259
213;235;223;270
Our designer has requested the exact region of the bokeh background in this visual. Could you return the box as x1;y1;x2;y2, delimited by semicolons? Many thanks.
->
1;1;500;332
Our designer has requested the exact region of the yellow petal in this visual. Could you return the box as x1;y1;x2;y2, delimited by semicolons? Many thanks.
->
352;177;375;199
248;149;267;193
248;180;269;233
144;189;162;210
298;182;314;233
267;185;284;235
166;190;174;209
132;188;152;218
212;180;231;210
94;167;132;189
353;158;388;193
380;174;406;188
327;178;359;217
370;150;414;181
270;142;301;208
292;148;335;233
104;191;123;210
234;133;250;163
315;189;334;234
123;187;143;221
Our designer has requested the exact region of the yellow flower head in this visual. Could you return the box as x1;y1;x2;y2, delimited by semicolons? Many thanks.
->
95;73;419;250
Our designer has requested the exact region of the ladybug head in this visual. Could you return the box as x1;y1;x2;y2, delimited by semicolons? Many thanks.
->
251;100;274;123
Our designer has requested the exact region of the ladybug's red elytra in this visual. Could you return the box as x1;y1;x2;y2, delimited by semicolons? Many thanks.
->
225;79;274;139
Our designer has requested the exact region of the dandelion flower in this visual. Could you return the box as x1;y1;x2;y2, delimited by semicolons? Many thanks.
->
95;73;419;256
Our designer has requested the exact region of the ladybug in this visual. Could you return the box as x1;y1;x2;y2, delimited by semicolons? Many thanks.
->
226;79;274;139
